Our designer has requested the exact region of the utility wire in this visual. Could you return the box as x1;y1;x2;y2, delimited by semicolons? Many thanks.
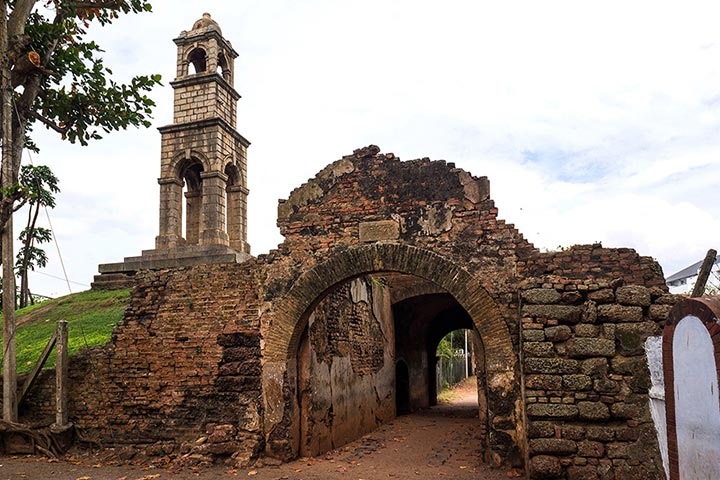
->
13;98;73;295
31;270;88;288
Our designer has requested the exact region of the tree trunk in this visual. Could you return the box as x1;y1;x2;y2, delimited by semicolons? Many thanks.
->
1;0;18;422
18;202;39;308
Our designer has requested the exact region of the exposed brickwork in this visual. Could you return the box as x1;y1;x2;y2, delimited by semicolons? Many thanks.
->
16;146;674;478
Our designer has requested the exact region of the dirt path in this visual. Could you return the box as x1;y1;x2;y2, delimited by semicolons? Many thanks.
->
0;379;518;479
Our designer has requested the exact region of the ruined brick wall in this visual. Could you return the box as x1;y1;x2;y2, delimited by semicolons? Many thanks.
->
260;146;534;464
519;244;676;480
298;276;394;455
15;263;266;465
14;147;674;478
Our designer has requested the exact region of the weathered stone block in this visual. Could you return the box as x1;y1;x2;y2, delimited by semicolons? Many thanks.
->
615;286;650;307
592;377;619;394
577;440;605;458
586;426;614;442
563;374;592;391
526;374;563;390
523;342;555;357
597;304;643;323
358;220;400;242
545;325;572;342
587;288;614;303
528;421;555;438
523;329;545;342
648;304;672;321
522;305;582;323
562;291;583;305
615;322;659;356
522;288;561;305
610;401;649;421
574;324;599;337
654;293;682;305
606;442;629;459
577;401;610;421
527;403;579;420
567;338;615;358
567;465;600;480
529;438;578;455
530;455;562;479
525;358;579;374
561;425;585;440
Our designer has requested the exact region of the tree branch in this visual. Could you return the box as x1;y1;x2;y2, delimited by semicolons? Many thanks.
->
64;2;123;9
31;111;69;135
12;197;28;213
7;0;37;38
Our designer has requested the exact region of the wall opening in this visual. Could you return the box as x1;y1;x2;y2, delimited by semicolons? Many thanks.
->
264;243;520;466
293;272;491;460
188;47;207;74
180;160;203;245
395;359;410;415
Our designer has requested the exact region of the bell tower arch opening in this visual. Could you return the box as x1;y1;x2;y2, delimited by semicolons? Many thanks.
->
187;47;207;74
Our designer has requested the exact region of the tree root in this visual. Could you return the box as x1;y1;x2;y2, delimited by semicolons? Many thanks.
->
0;419;74;458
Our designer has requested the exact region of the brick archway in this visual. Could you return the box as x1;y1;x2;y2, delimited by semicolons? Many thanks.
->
262;242;521;464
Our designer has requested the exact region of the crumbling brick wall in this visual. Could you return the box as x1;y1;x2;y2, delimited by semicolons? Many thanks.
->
12;147;674;478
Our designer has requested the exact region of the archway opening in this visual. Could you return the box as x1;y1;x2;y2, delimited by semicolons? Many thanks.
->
263;243;521;467
395;359;410;415
179;160;203;245
295;272;490;459
188;47;207;74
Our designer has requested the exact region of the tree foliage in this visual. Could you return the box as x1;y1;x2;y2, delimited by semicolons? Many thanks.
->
15;164;58;307
1;0;161;228
0;0;159;419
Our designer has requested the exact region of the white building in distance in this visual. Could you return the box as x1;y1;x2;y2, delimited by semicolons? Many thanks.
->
666;254;720;294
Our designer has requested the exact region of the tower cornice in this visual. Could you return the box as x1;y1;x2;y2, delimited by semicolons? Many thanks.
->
170;72;241;101
158;117;251;148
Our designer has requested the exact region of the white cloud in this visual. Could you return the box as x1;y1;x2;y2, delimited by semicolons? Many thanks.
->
20;0;720;297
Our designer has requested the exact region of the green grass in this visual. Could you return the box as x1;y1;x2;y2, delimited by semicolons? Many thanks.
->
0;289;131;375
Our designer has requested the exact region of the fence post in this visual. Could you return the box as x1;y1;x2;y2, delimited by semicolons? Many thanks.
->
54;320;69;428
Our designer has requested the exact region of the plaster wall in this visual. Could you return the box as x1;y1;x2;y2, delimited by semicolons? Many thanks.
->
672;315;720;478
298;276;395;456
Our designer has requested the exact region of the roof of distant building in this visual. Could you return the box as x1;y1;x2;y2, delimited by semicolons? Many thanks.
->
666;254;720;283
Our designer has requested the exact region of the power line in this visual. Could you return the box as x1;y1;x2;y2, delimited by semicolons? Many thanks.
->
30;270;89;288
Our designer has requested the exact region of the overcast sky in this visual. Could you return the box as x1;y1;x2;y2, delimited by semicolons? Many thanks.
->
21;0;720;298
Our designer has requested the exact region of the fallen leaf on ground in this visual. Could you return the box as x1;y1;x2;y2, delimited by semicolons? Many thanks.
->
247;471;257;476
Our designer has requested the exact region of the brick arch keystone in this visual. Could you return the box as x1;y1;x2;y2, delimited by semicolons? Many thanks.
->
264;242;515;373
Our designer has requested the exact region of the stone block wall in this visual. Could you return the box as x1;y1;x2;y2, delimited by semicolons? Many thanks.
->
519;247;678;480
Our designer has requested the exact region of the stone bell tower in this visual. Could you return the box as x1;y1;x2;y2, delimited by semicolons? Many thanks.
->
156;12;250;253
93;14;251;289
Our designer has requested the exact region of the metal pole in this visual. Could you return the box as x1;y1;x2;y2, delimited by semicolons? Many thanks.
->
464;329;468;379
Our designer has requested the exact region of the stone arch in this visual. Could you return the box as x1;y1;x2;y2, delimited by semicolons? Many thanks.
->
168;150;210;179
265;243;513;368
218;51;231;82
224;162;241;187
263;242;520;463
187;46;208;74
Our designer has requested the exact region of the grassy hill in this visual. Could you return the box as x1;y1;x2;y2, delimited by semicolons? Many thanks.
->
0;289;131;374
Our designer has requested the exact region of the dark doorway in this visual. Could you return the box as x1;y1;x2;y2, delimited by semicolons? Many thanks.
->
396;359;411;415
